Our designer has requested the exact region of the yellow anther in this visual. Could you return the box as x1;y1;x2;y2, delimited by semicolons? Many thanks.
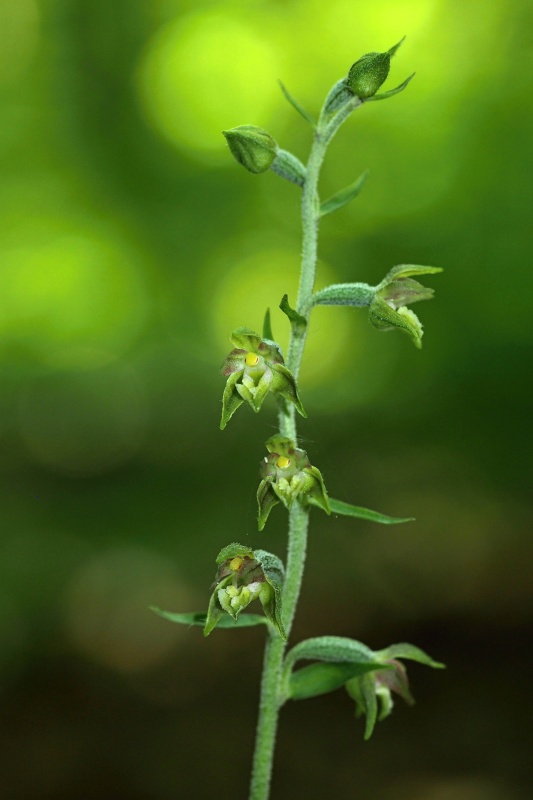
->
276;456;291;469
229;556;243;571
245;352;259;367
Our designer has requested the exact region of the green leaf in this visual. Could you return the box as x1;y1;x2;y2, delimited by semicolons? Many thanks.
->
289;661;387;701
376;642;445;669
279;294;307;331
278;80;316;127
367;72;415;102
262;308;274;341
313;497;414;524
150;608;269;629
319;170;369;217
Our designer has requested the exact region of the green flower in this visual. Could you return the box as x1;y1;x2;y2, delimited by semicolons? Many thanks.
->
257;434;330;530
369;264;443;348
345;643;445;739
220;328;306;429
204;543;286;639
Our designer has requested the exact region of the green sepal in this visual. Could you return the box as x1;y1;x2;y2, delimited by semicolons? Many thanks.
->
369;297;424;348
388;35;406;57
270;364;307;418
282;636;390;703
289;661;387;701
284;635;376;669
254;549;286;640
204;574;232;635
376;642;446;669
262;308;274;341
216;542;255;564
366;72;415;102
150;608;269;629
346;671;379;739
279;294;307;332
257;477;281;531
230;327;263;351
377;264;443;287
279;80;316;128
319;170;369;217
304;466;331;514
265;434;294;456
323;497;414;524
220;369;245;430
381;278;435;306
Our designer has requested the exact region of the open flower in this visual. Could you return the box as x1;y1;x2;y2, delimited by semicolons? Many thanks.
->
257;434;330;530
220;328;306;429
204;543;286;639
368;264;443;348
345;642;445;739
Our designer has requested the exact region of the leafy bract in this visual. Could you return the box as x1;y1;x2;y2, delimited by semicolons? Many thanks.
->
310;497;414;524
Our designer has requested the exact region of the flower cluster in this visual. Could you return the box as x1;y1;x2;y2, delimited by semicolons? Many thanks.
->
257;434;330;530
220;328;306;429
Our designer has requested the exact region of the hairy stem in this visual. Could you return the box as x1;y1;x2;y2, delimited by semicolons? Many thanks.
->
249;103;356;800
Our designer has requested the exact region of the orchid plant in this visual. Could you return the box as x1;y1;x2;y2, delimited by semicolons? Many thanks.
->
153;39;444;800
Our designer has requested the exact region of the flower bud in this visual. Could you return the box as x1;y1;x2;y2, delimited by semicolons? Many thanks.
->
223;125;278;174
345;51;391;99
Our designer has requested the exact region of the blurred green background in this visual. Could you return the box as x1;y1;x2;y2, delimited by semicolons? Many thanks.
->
1;0;532;798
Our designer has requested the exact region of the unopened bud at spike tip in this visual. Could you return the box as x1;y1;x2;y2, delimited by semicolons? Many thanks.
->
345;51;391;99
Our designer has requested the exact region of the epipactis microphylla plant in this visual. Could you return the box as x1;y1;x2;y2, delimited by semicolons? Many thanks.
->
153;38;445;800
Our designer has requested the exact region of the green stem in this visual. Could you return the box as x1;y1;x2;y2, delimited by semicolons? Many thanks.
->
249;100;359;800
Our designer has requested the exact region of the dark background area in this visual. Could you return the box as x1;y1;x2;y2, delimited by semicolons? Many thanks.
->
1;1;532;798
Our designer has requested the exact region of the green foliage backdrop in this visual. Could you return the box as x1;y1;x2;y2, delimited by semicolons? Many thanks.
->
1;1;532;797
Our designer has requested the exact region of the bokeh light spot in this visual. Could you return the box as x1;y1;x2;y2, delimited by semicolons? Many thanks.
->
207;246;355;388
18;360;147;476
137;12;280;156
0;222;149;364
0;0;39;84
65;547;194;673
